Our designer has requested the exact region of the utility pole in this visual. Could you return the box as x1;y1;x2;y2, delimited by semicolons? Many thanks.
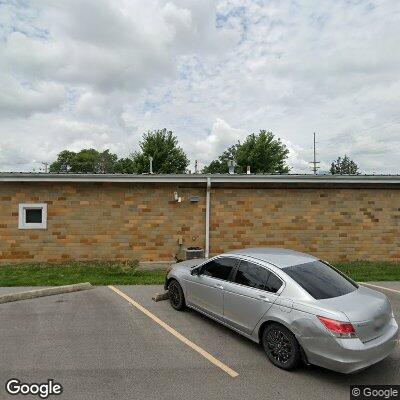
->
309;132;320;175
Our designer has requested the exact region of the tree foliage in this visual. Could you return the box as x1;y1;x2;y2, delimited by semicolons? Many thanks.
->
202;130;290;174
131;129;189;174
114;158;135;174
49;129;188;174
49;149;118;173
202;144;238;174
330;155;359;175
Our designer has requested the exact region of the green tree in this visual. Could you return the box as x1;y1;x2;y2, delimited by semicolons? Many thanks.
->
114;157;135;173
202;144;238;174
96;150;118;173
202;130;290;174
49;150;76;173
50;149;118;173
131;129;189;174
330;155;359;175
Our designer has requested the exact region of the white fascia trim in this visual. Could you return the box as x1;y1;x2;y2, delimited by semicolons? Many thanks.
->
1;173;400;185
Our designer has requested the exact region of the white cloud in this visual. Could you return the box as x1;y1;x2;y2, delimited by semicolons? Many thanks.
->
75;92;108;118
0;0;400;173
191;118;245;165
0;0;237;93
0;76;66;117
281;139;311;173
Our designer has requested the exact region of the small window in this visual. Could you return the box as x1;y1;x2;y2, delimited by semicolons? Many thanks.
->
26;209;43;223
202;257;236;281
265;273;283;293
18;203;47;230
234;261;270;290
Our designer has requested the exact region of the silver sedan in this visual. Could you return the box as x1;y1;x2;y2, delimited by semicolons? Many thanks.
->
165;248;398;373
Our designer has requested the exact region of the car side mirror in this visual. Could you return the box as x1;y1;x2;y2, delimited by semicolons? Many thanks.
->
191;267;201;276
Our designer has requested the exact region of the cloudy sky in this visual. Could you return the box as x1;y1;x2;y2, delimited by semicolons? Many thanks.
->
0;0;399;173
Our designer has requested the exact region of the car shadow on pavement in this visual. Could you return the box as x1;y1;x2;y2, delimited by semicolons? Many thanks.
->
183;306;399;385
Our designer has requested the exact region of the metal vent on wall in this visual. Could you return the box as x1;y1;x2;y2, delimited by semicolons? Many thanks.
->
185;247;204;260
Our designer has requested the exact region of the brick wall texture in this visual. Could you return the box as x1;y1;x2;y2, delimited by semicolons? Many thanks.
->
0;182;399;264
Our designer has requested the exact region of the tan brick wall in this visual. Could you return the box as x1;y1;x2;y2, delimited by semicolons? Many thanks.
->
0;183;399;263
0;183;205;263
211;188;400;262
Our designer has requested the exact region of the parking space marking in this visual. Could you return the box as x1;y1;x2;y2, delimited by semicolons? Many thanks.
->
108;285;239;378
360;283;400;294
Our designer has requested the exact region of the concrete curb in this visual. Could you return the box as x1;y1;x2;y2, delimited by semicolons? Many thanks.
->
0;282;93;304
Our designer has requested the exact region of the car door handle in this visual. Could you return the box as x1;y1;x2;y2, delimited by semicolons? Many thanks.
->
258;295;270;302
215;284;224;289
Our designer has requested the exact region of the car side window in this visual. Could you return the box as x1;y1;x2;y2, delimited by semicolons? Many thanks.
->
265;272;283;293
234;261;270;290
202;257;236;281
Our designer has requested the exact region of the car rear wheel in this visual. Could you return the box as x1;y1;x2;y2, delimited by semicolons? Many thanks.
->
168;280;185;311
262;323;301;370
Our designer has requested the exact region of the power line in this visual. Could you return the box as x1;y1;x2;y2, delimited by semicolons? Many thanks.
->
317;117;400;148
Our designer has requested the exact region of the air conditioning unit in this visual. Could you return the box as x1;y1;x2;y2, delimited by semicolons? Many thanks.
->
185;247;204;260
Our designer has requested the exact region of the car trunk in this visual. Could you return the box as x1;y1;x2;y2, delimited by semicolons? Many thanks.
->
318;286;392;343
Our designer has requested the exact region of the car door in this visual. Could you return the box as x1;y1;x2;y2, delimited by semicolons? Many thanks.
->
223;260;283;335
185;257;237;319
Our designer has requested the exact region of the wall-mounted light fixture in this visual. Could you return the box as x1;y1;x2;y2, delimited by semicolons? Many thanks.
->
174;191;182;203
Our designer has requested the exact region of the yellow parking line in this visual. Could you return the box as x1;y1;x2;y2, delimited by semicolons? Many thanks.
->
360;282;400;295
108;285;239;378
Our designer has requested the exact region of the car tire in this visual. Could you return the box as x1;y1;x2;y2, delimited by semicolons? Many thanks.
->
168;279;186;311
262;323;301;371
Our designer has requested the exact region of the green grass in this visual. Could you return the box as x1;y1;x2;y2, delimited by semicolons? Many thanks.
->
334;261;400;282
0;261;166;286
0;260;398;287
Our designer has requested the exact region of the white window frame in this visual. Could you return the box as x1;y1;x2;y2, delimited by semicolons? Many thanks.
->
18;203;47;230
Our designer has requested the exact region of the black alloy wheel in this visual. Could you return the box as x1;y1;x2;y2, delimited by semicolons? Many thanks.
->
168;280;185;311
262;323;301;370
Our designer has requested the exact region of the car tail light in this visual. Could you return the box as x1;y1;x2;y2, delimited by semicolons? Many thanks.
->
318;316;357;339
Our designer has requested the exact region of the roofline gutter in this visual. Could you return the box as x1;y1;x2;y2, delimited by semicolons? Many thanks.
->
0;173;400;185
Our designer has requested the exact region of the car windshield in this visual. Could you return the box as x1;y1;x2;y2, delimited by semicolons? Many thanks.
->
283;261;358;300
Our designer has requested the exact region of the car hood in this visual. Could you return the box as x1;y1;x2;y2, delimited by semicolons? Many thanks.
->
171;258;207;272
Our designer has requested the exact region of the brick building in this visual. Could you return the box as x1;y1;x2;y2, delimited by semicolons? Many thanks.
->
0;173;399;265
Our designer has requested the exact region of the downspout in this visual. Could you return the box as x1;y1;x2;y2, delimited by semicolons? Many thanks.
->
205;177;211;258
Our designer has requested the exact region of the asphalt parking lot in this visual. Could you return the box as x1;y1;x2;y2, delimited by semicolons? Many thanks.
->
0;282;399;400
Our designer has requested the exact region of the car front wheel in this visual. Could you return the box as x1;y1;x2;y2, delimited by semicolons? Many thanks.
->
262;323;301;370
168;280;185;311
